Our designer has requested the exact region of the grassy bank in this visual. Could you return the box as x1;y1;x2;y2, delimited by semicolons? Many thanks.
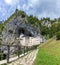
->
34;39;60;65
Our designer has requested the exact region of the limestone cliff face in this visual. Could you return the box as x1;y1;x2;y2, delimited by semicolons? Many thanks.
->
2;15;40;46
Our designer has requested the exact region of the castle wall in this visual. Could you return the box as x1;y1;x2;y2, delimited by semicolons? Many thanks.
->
20;36;40;46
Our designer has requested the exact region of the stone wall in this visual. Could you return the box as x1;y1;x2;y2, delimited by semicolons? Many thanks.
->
20;36;40;46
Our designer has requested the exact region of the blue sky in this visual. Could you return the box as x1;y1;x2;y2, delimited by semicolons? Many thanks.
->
0;0;60;21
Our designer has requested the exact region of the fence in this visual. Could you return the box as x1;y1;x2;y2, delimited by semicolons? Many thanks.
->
0;44;38;64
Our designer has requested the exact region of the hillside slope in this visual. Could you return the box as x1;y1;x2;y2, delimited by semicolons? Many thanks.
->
34;39;60;65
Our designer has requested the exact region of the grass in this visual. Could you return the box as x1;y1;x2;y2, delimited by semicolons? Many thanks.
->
34;39;60;65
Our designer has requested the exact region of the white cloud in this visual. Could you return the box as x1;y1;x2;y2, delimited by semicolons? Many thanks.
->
38;12;59;19
17;5;21;10
28;0;40;7
26;0;60;19
4;0;19;6
1;0;60;21
22;4;29;11
5;0;12;5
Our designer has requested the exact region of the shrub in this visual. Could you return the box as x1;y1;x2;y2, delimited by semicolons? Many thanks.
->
56;31;60;40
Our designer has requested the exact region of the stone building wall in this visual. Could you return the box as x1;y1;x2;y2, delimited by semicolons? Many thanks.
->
20;36;40;46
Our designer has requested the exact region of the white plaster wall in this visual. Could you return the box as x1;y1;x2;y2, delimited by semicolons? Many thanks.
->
20;36;40;46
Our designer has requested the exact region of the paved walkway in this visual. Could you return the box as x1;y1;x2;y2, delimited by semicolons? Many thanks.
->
9;49;38;65
0;51;30;65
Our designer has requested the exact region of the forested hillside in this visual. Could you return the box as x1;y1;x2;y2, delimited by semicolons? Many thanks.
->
0;9;60;39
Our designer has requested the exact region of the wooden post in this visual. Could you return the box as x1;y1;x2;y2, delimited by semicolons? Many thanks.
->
21;46;24;55
7;45;10;63
24;46;25;55
17;46;20;58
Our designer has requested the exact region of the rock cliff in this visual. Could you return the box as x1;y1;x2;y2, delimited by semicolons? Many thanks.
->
2;10;40;46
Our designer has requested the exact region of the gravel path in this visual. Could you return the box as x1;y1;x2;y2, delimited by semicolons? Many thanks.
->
9;49;38;65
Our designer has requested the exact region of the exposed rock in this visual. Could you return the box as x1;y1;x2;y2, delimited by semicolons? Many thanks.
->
41;20;51;27
2;13;40;46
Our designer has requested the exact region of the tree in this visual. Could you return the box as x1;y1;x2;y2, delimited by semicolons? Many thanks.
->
19;10;26;18
56;31;60;40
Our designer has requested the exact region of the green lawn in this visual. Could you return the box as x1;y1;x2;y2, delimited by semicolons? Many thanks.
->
34;39;60;65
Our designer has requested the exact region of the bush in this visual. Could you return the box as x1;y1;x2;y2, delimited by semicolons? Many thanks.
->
56;31;60;40
0;53;6;60
19;11;26;18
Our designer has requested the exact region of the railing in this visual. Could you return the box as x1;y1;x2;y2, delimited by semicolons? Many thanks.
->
0;44;38;64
